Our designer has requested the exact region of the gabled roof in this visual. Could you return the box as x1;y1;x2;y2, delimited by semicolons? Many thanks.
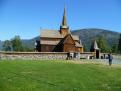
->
72;35;79;41
63;34;75;44
57;34;83;48
40;30;63;38
40;29;80;41
40;33;83;50
75;41;83;48
55;34;75;46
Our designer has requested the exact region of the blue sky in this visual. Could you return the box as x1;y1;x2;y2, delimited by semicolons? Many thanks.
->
0;0;121;40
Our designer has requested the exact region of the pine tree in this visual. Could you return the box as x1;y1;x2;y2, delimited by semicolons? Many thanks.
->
96;36;110;53
118;34;121;53
111;44;118;53
83;44;87;52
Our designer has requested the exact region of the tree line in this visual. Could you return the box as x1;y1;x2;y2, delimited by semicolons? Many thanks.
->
2;34;121;53
94;33;121;53
3;36;33;52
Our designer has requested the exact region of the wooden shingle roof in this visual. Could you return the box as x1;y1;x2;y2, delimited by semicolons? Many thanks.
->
40;30;83;46
72;35;79;41
41;30;79;40
41;30;63;38
75;41;83;47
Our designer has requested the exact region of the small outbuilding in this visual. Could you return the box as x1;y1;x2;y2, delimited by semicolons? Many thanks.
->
90;40;100;59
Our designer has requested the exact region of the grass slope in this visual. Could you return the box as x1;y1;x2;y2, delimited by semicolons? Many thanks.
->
0;60;121;91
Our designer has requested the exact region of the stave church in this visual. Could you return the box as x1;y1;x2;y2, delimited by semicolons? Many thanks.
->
36;8;84;53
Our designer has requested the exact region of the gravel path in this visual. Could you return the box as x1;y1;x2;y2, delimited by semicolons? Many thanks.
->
85;59;121;66
68;59;121;66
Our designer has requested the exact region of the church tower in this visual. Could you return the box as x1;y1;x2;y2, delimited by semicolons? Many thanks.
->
60;7;70;36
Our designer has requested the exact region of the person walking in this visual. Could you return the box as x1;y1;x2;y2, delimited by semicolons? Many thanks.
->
108;53;113;66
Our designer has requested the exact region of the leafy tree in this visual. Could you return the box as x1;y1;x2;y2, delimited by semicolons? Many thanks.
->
3;40;12;51
3;36;33;52
11;36;23;51
11;36;33;52
118;34;121;53
96;36;110;53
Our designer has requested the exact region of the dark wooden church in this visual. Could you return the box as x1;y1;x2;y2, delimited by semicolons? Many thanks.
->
36;8;83;53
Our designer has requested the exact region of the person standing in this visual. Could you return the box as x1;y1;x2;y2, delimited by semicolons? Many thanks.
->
108;53;113;66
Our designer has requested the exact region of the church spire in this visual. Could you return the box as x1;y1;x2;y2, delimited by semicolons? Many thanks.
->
94;40;99;50
60;7;70;36
61;7;68;28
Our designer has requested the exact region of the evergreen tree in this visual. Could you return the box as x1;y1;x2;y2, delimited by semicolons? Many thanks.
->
96;36;110;53
83;44;87;52
111;44;118;53
3;40;12;51
118;34;121;53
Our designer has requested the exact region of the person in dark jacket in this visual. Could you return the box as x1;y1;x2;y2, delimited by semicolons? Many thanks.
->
108;53;113;66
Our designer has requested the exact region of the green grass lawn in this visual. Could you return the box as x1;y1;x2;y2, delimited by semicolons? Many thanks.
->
0;60;121;91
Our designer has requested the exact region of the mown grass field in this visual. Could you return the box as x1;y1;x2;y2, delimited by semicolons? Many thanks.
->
0;60;121;91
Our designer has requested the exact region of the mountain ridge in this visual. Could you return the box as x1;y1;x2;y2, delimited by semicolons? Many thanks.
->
72;28;120;51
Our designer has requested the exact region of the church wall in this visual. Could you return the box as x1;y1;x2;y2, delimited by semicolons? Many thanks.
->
80;47;84;53
75;47;83;53
63;44;76;52
53;44;63;52
41;45;56;52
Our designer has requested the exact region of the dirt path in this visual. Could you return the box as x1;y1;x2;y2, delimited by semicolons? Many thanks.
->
59;59;121;68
